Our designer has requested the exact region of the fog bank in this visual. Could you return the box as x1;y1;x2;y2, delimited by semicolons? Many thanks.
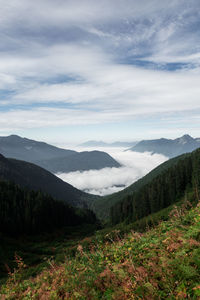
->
56;147;168;196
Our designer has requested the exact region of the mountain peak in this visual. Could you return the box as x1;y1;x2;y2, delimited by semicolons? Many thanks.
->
181;134;192;139
177;134;194;144
6;134;22;141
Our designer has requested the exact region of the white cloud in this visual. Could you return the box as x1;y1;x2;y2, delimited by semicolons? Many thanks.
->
0;41;199;108
0;107;122;130
56;147;167;196
2;59;200;119
0;1;187;29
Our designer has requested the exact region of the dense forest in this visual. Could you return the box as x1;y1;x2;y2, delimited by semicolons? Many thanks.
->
110;148;200;225
0;180;97;236
90;153;190;220
0;153;99;209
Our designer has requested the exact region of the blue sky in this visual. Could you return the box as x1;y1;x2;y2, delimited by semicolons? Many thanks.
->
0;0;200;144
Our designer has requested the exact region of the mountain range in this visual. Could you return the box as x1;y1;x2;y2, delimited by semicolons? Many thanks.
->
0;135;120;173
1;144;200;299
79;140;138;148
1;134;200;298
0;153;98;208
128;134;200;157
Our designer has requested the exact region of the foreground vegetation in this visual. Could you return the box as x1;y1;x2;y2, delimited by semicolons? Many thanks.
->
1;200;200;299
0;224;98;285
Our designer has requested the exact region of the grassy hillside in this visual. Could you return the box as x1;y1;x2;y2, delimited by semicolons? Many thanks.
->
1;200;199;299
0;224;98;285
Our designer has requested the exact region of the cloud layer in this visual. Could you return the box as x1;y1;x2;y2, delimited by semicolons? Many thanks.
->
57;147;168;196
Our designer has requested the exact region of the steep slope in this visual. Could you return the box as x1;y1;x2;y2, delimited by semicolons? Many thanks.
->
128;134;200;157
1;201;199;299
0;135;121;173
90;153;188;220
110;147;200;225
0;135;75;162
0;154;98;208
0;179;97;236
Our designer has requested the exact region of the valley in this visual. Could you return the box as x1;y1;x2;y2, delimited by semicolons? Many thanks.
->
0;139;200;299
1;1;200;298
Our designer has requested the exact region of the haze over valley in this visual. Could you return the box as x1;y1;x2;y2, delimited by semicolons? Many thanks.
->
57;146;168;195
56;134;200;195
1;133;199;197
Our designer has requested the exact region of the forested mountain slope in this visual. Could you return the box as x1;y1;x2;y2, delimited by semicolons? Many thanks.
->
0;154;98;208
110;147;200;225
90;153;189;220
0;180;97;236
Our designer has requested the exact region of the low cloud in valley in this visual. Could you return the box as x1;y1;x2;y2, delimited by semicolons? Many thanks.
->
56;147;168;196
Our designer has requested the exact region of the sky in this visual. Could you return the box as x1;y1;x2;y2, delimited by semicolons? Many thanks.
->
57;147;168;195
0;0;200;144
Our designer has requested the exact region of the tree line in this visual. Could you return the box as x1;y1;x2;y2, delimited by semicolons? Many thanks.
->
0;180;97;236
110;148;200;225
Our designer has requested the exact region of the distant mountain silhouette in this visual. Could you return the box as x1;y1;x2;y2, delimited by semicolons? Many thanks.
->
79;140;138;148
36;151;121;173
128;134;200;157
0;154;98;208
0;135;120;173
